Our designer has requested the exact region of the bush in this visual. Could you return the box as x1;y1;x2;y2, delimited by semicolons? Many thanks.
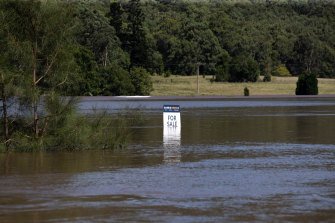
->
244;87;250;96
2;94;136;152
215;50;231;82
295;72;318;95
272;64;291;77
229;54;260;82
100;65;135;96
263;73;271;82
164;70;171;78
129;67;153;95
0;143;6;153
215;65;230;82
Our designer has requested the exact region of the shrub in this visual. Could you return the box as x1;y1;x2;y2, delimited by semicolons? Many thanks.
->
164;70;171;78
215;65;230;82
229;54;260;82
129;67;153;95
272;64;291;77
263;73;271;82
9;113;132;152
215;50;231;82
100;65;135;96
2;94;136;152
244;87;250;96
295;72;318;95
0;143;6;153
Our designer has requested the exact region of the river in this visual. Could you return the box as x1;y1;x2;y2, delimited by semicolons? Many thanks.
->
1;96;335;222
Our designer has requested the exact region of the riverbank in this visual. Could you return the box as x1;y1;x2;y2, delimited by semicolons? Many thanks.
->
79;95;335;102
151;75;335;96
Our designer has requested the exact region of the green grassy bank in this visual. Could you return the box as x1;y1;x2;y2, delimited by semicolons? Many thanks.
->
151;75;335;96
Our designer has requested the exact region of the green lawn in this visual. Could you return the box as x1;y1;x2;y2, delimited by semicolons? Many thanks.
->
151;75;335;96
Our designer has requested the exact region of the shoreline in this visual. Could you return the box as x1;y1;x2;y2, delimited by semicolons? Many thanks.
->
78;94;335;101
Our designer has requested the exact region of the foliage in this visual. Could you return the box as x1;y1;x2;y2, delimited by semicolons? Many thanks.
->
2;0;77;138
244;87;250;96
129;67;153;95
215;50;231;82
215;65;230;82
73;0;335;82
295;72;318;95
3;0;76;88
99;65;135;96
229;54;260;82
164;70;172;78
0;0;138;151
272;64;292;77
108;0;149;69
74;2;128;68
68;46;99;96
263;73;272;82
2;94;135;152
0;11;17;149
5;0;332;83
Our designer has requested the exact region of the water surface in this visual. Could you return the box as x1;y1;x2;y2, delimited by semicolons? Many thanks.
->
1;97;335;222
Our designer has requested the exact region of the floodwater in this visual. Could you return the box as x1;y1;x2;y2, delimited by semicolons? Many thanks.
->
1;97;335;222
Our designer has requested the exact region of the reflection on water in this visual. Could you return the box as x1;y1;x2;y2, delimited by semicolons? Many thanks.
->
1;97;335;222
163;126;181;163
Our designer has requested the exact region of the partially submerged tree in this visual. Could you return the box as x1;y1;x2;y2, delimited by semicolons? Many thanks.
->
0;4;23;149
2;0;76;138
0;44;12;149
0;13;10;148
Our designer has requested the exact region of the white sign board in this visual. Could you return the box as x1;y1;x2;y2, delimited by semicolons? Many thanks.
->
163;105;181;128
163;105;181;163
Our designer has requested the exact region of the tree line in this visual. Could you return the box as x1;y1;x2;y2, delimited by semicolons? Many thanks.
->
1;0;335;96
143;0;335;81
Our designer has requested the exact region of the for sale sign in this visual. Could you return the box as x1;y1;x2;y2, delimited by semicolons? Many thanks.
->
163;105;181;127
163;105;181;163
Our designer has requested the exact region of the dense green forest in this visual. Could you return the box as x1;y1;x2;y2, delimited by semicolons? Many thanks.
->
1;0;335;97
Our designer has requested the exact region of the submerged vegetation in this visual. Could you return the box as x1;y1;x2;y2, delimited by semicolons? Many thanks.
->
0;94;136;152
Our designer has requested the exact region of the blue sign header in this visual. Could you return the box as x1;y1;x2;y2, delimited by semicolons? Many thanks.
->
163;105;180;112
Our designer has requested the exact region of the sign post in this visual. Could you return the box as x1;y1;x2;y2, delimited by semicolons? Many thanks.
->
163;105;181;163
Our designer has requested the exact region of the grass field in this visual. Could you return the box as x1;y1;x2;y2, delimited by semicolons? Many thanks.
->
151;75;335;96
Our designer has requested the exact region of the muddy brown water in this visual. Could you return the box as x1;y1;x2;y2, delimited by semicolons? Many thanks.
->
1;97;335;222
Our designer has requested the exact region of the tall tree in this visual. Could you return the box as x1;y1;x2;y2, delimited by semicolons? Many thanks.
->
0;32;12;147
0;3;23;148
109;1;123;37
75;5;127;68
2;0;75;138
127;0;149;68
109;0;149;68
